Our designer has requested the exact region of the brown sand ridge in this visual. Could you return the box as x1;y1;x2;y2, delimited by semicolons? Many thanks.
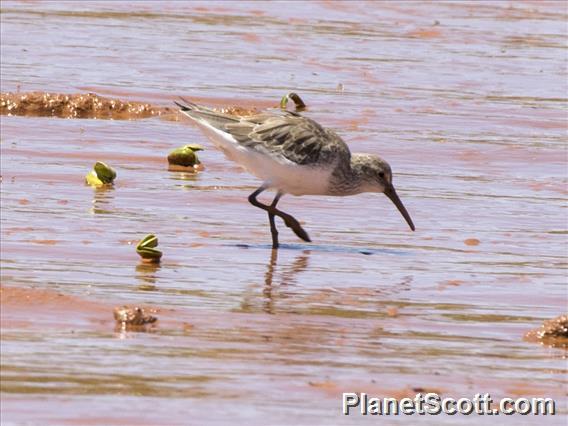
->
1;91;262;120
0;91;173;120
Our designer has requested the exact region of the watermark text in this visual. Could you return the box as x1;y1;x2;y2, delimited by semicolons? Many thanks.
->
342;392;556;416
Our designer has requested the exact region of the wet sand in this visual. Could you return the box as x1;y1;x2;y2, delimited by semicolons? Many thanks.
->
1;0;567;424
2;283;565;424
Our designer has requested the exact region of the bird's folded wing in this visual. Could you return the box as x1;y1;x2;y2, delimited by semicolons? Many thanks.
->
225;114;351;166
175;99;241;129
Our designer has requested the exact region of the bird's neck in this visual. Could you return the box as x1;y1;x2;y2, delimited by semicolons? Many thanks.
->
328;153;372;196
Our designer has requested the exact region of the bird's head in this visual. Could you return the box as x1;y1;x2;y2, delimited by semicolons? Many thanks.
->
355;154;415;231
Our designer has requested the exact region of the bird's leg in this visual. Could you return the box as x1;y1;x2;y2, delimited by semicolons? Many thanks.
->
268;192;282;249
248;186;311;244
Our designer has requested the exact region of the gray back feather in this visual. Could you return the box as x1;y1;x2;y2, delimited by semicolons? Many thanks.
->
176;99;351;167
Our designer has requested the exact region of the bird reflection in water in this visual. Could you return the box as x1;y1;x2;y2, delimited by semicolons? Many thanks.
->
262;248;310;314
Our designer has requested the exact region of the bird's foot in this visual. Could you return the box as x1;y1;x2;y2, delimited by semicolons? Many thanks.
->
295;227;312;243
280;214;311;242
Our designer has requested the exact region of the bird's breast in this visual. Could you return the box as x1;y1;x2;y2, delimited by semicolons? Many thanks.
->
247;155;333;196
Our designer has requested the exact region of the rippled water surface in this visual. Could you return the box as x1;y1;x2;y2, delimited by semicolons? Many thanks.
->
1;1;567;424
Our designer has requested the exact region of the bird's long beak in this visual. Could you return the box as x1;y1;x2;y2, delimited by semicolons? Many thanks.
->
384;185;415;231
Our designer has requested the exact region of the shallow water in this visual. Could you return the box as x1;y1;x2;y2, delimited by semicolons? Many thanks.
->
1;1;567;424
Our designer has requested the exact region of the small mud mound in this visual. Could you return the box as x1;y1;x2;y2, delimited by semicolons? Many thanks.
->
0;91;174;119
524;314;568;349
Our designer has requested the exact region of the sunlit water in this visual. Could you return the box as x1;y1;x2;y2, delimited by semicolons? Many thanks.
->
1;1;567;424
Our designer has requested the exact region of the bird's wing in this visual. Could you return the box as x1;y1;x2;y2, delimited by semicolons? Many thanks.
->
226;112;351;166
175;99;351;166
175;98;241;128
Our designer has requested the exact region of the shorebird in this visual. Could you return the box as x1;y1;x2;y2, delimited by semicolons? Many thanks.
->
175;99;415;248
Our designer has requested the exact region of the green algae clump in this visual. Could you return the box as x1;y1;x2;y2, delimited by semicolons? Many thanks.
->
85;161;117;187
136;234;163;263
167;144;204;167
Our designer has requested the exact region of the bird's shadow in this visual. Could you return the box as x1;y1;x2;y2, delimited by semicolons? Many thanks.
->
232;242;408;256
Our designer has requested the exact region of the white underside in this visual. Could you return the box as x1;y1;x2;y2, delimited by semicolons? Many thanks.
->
192;118;333;196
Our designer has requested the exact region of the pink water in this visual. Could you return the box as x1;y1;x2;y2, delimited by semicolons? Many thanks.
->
1;1;567;424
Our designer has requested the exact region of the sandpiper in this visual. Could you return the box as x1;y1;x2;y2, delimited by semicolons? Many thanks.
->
175;99;415;248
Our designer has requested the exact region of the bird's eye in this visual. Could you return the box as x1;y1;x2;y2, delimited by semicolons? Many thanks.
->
378;172;385;178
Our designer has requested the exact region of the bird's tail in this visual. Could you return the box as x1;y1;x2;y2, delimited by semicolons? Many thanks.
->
175;97;239;130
